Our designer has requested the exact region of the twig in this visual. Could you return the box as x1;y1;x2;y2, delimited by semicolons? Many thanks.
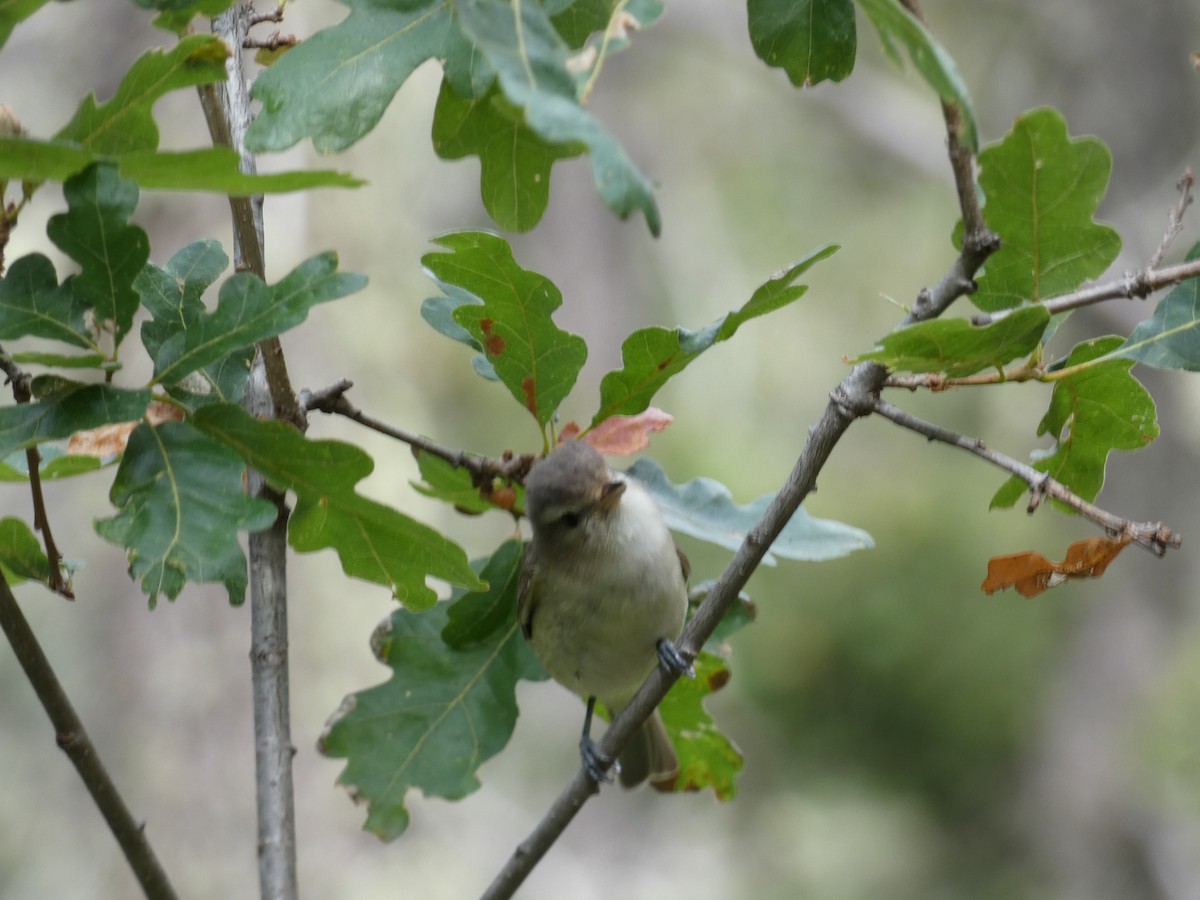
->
244;31;298;52
1;343;72;597
300;378;534;487
1148;168;1193;270
203;7;299;900
0;572;179;899
873;398;1181;554
972;171;1200;327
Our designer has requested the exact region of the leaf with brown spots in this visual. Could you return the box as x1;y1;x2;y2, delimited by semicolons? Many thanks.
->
981;535;1133;597
421;231;586;429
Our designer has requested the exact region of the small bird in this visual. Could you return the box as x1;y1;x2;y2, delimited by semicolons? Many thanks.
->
519;440;691;788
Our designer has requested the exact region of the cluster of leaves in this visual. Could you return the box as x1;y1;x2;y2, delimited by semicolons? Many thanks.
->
855;107;1200;508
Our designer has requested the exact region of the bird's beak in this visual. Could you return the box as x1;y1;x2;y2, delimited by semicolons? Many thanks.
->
595;479;626;512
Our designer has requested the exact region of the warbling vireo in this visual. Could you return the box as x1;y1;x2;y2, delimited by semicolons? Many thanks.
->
519;440;691;788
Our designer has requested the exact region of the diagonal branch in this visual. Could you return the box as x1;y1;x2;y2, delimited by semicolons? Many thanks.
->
0;572;179;899
872;398;1181;555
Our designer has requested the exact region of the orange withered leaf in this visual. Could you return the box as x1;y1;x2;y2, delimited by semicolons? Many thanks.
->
982;535;1133;597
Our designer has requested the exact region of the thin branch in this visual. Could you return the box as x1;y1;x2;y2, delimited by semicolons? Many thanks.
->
873;398;1181;554
1147;168;1193;270
203;7;299;900
0;572;179;899
300;378;535;488
1;343;72;597
970;256;1200;327
972;171;1199;327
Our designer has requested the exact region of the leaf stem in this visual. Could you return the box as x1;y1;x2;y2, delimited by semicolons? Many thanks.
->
579;0;632;104
0;571;179;899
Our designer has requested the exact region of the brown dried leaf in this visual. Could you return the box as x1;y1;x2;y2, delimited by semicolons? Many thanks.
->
981;535;1133;597
66;401;183;458
584;407;673;456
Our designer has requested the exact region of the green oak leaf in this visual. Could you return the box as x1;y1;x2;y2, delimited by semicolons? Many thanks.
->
151;252;365;388
46;164;149;347
991;336;1158;509
594;245;838;425
854;0;978;150
55;35;229;155
748;0;857;87
454;0;660;233
138;239;252;405
431;79;584;233
190;403;485;608
0;383;151;458
0;517;51;584
0;140;362;193
422;231;587;429
851;305;1051;377
627;456;873;564
319;546;545;840
442;538;524;647
94;421;277;607
972;108;1121;313
247;0;490;155
0;253;94;350
1108;242;1200;371
658;650;743;799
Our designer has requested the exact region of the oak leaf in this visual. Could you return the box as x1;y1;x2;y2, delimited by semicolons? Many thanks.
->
981;535;1132;597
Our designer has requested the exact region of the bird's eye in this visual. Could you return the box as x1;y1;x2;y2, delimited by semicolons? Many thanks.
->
560;511;581;529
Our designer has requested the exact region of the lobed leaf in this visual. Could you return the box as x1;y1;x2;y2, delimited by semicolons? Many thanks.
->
991;337;1158;508
55;35;229;155
971;108;1121;312
46;164;149;347
454;0;660;233
247;0;489;155
94;421;277;607
0;383;151;459
134;0;237;34
851;305;1050;377
593;246;838;425
626;456;873;564
0;446;107;482
151;252;366;388
0;253;94;350
138;239;253;405
657;651;743;799
854;0;978;150
1108;242;1200;371
431;79;583;233
410;449;522;516
190;403;485;608
422;231;586;429
442;538;524;647
320;542;545;840
748;0;857;87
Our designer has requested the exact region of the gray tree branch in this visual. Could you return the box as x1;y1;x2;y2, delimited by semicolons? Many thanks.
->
200;6;299;899
0;572;178;899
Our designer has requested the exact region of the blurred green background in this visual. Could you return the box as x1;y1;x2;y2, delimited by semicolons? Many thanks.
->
3;2;1200;898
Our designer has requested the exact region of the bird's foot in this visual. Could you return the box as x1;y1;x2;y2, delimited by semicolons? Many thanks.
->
579;735;615;784
657;638;695;679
